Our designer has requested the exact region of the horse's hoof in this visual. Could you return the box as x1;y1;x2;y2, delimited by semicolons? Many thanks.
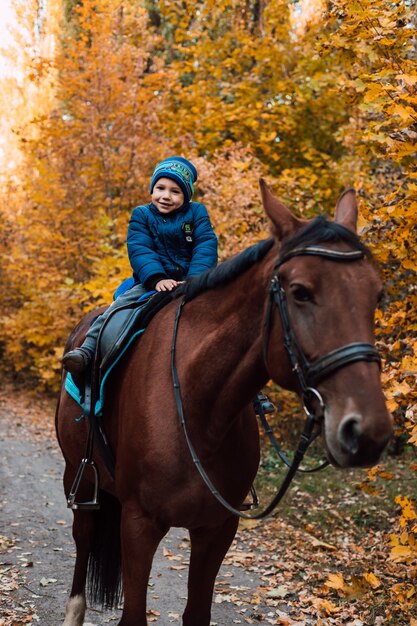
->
62;349;91;374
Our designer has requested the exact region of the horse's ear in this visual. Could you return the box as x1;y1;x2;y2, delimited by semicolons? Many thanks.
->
259;179;303;240
334;189;358;233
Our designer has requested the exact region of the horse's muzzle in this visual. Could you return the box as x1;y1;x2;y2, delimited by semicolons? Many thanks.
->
334;412;393;467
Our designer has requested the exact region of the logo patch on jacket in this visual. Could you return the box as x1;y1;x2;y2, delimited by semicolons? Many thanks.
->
182;222;194;244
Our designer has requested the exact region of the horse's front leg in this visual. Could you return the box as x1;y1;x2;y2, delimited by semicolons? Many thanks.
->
119;501;168;626
183;515;239;626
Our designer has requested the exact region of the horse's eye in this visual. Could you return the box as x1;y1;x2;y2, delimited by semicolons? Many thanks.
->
292;285;313;302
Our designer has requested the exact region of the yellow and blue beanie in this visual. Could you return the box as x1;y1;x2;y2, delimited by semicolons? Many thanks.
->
150;157;197;202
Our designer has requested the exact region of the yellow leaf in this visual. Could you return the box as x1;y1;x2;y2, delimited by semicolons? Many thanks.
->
390;143;417;158
307;534;337;551
390;545;415;561
312;598;341;615
346;576;368;597
393;381;412;396
387;397;399;412
401;531;410;544
363;572;381;589
378;471;394;479
396;496;417;520
325;573;345;590
363;83;385;103
402;259;417;271
239;518;261;529
391;104;416;122
396;74;417;86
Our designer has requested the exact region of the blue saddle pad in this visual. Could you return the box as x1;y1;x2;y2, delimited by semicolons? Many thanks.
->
64;290;166;417
65;325;146;416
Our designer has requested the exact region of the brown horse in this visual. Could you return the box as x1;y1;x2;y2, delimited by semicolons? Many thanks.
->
56;182;392;626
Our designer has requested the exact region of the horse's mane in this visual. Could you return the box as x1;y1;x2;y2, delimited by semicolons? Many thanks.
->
175;238;275;301
176;216;370;302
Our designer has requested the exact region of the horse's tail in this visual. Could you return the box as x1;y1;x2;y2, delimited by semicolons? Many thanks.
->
87;490;123;609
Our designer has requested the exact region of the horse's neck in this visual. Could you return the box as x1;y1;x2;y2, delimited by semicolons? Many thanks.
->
179;260;272;422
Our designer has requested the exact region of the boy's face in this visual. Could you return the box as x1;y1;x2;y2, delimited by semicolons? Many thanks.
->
151;177;185;213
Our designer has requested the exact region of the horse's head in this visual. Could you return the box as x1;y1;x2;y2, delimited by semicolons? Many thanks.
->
260;180;393;468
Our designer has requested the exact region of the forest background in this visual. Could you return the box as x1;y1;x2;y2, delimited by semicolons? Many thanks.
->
0;0;416;621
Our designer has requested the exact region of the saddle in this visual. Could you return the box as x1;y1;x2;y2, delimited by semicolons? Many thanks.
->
66;290;173;509
65;290;173;417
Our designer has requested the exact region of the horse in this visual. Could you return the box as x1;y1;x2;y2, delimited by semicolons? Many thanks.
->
55;181;392;626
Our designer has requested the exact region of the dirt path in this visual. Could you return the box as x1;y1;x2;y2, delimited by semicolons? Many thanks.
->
1;386;411;626
0;389;272;626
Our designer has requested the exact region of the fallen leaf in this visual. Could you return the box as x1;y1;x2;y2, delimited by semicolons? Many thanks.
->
324;573;345;590
39;577;57;586
266;586;289;598
306;534;337;550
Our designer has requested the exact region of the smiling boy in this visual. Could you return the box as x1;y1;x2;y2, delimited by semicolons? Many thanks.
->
62;156;218;374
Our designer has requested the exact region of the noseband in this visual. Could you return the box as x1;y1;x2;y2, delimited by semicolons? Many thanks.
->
264;245;381;400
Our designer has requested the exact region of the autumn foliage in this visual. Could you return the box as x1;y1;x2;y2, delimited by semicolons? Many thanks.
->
0;0;416;619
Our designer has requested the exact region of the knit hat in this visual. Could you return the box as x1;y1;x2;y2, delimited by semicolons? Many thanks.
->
150;157;197;202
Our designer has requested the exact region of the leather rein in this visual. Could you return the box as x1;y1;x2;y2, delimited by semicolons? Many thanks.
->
171;244;381;519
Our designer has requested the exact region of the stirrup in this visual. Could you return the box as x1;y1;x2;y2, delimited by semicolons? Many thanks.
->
67;459;100;510
240;485;259;511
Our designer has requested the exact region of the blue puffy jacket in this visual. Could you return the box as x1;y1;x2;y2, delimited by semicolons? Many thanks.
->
127;202;218;289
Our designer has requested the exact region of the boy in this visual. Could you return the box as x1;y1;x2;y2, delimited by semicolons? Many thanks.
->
62;156;218;374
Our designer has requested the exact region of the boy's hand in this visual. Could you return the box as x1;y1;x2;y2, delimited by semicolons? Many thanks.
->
155;279;183;292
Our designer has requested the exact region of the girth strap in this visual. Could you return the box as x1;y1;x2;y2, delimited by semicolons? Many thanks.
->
306;342;381;386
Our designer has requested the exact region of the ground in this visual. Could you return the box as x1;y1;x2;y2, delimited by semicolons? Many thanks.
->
0;385;415;625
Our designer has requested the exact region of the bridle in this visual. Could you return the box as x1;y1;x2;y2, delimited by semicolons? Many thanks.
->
171;244;381;519
265;245;381;396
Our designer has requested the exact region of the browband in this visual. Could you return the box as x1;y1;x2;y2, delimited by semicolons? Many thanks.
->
276;246;365;269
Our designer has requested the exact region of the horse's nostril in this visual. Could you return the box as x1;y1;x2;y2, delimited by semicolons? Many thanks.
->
338;416;361;455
